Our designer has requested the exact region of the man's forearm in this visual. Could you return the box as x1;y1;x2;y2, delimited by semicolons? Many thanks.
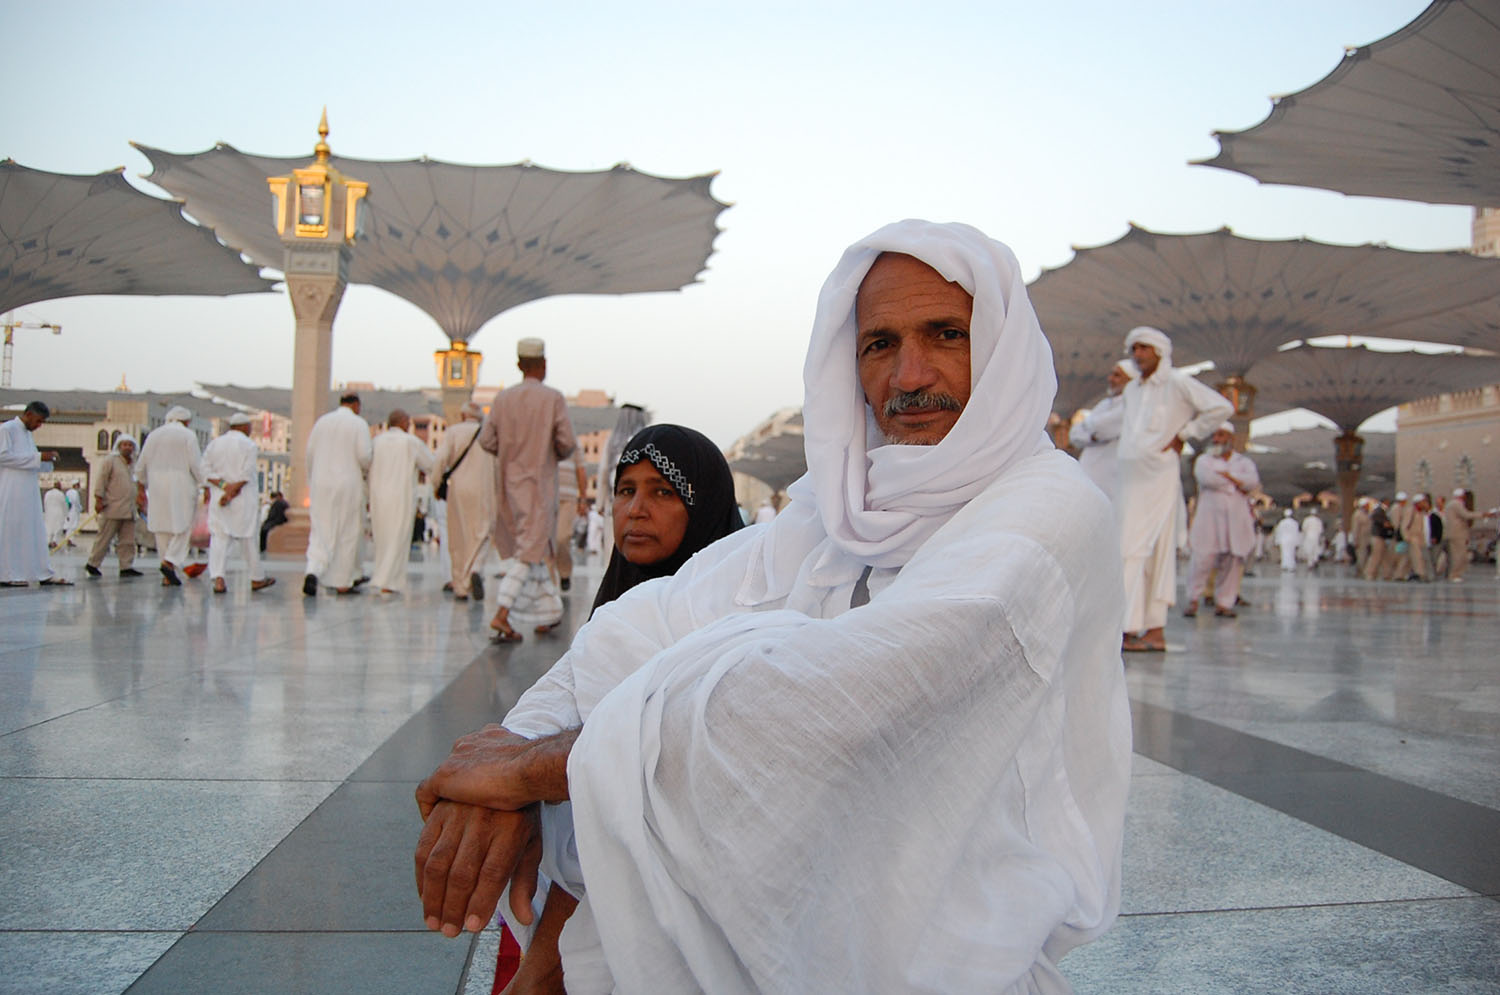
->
514;727;579;804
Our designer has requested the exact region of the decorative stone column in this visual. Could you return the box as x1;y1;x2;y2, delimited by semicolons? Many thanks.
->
435;340;483;426
1334;428;1364;533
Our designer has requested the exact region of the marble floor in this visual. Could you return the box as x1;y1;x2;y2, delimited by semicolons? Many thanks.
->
1;547;1495;994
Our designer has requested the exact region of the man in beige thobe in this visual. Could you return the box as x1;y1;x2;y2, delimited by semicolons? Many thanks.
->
553;452;587;592
478;337;577;640
84;435;144;579
435;402;496;601
1444;489;1480;582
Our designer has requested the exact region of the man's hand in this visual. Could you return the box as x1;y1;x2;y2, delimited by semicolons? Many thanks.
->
1161;436;1185;454
93;496;103;514
416;725;577;816
415;800;542;937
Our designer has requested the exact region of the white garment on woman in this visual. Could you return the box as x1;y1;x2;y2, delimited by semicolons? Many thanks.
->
368;427;435;591
136;420;204;564
503;220;1130;994
0;417;53;582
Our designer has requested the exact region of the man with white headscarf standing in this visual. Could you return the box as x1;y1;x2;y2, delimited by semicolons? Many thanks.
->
303;393;372;596
202;413;275;594
368;409;436;594
136;405;206;587
414;221;1132;993
479;338;577;641
1;402;67;586
1183;423;1259;618
1116;327;1233;652
435;401;496;601
83;434;143;579
1068;359;1137;502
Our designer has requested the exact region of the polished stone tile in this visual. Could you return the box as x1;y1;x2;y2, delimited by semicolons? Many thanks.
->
1121;773;1471;915
125;930;475;995
0;931;179;995
0;779;335;930
1064;897;1500;994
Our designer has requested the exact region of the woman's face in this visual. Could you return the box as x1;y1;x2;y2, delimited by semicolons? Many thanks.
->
613;461;690;566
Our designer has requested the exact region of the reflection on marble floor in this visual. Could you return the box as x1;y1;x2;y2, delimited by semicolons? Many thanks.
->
0;551;1495;994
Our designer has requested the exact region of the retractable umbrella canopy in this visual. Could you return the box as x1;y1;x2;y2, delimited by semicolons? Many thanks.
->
1245;342;1500;431
1028;225;1500;384
134;143;728;342
1195;0;1500;207
0;160;276;311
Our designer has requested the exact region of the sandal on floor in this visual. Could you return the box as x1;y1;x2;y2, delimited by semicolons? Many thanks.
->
1122;637;1165;653
490;626;523;644
40;577;73;587
534;622;560;635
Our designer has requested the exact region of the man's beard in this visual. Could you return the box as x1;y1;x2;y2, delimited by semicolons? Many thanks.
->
881;390;964;445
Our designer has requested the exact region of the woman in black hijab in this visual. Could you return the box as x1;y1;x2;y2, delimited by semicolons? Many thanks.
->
590;423;744;614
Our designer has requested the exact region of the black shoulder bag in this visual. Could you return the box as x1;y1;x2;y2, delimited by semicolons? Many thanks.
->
435;427;480;501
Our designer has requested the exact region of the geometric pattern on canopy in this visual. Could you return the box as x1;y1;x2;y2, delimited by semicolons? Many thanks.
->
1194;0;1500;207
1026;225;1500;384
0;160;276;312
1244;342;1500;431
133;143;728;342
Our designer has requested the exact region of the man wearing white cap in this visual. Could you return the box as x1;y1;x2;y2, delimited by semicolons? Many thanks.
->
1299;509;1325;568
478;338;577;640
1273;508;1300;571
1116;327;1233;651
1183;423;1259;618
303;393;372;596
136;405;206;586
368;409;436;594
1068;358;1137;502
202;413;275;594
415;221;1131;992
434;401;496;601
83;434;143;579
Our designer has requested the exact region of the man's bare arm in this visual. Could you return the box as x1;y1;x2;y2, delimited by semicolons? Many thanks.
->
416;725;579;818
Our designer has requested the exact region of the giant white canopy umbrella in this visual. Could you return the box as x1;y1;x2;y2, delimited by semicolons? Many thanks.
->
1195;0;1500;207
0;160;276;312
133;143;728;342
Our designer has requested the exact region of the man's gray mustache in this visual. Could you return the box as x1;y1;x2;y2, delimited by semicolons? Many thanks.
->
883;391;964;419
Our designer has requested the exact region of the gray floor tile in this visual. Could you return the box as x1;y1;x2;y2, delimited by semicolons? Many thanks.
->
1064;897;1500;994
0;779;336;930
0;931;179;995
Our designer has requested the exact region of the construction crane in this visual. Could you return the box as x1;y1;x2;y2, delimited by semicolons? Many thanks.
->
1;313;62;388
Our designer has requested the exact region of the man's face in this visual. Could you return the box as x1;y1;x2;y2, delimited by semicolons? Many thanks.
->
1130;342;1160;378
1210;428;1233;450
1107;365;1131;394
20;411;45;431
118;440;135;461
855;253;973;446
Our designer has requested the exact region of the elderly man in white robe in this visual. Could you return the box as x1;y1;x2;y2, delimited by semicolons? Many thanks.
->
1273;509;1301;571
1116;326;1233;652
1068;358;1137;502
1299;511;1326;568
413;221;1132;994
303;393;372;596
368;409;436;594
1183;423;1260;618
434;402;496;602
136;405;207;587
1;402;69;586
202;413;275;594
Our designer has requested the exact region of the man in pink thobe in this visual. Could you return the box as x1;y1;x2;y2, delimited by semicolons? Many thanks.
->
479;337;577;641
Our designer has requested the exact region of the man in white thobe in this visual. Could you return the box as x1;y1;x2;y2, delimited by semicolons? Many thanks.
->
63;484;82;542
368;409;436;594
303;393;372;596
1273;509;1300;571
414;221;1132;993
43;483;68;549
479;338;577;640
1116;326;1233;652
1;402;66;586
1299;512;1325;568
1183;423;1260;618
434;401;496;601
136;405;206;586
1068;358;1137;502
202;413;275;594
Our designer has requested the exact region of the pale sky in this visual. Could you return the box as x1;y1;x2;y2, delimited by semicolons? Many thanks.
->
3;0;1460;445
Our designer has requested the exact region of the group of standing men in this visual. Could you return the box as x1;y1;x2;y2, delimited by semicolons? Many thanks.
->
1350;490;1482;583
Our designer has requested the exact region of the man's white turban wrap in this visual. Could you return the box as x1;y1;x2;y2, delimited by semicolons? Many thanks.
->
1124;325;1172;365
164;406;193;423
